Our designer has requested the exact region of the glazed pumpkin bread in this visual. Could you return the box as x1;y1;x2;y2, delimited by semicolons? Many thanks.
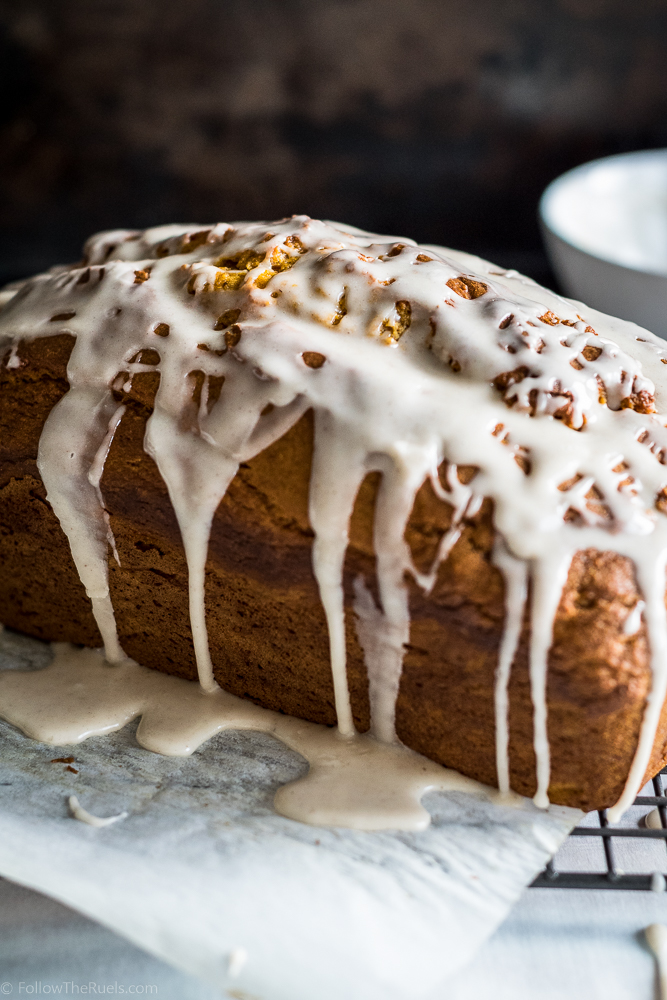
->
1;216;667;815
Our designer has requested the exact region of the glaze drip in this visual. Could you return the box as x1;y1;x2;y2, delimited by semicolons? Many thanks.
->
2;215;667;818
645;923;667;999
491;540;528;798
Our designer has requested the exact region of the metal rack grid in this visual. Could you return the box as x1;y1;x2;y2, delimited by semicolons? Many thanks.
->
531;766;667;890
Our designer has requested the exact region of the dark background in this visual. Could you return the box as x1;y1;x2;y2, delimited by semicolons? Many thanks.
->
2;0;667;287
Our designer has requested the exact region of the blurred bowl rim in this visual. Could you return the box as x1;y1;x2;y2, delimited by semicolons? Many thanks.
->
539;147;667;279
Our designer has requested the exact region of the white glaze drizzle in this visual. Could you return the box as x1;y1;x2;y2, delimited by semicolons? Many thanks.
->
308;412;367;736
529;551;575;809
608;549;667;822
492;539;528;798
36;385;126;663
1;216;667;818
624;599;646;636
6;342;20;369
646;923;667;999
227;947;248;978
646;808;664;829
652;872;667;892
419;462;477;593
68;793;128;828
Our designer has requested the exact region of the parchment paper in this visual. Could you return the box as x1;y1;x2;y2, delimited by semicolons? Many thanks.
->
0;628;580;1000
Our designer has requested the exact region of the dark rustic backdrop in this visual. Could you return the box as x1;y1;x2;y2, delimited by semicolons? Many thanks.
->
2;0;667;285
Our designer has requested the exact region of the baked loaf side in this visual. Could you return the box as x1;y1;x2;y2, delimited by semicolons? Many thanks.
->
1;217;667;815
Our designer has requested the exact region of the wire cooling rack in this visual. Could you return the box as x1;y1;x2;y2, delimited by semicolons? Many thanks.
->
531;766;667;890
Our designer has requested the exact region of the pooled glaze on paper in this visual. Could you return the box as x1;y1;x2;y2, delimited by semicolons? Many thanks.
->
1;216;667;823
0;643;485;831
645;807;664;829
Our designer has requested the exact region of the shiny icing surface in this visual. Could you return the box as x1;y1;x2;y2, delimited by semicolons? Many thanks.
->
1;215;667;825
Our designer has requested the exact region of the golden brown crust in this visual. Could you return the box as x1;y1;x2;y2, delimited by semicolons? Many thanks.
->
0;335;665;810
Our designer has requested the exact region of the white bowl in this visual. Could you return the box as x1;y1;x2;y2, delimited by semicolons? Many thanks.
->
539;149;667;339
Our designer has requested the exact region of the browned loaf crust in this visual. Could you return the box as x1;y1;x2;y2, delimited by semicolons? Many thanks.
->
2;333;666;811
